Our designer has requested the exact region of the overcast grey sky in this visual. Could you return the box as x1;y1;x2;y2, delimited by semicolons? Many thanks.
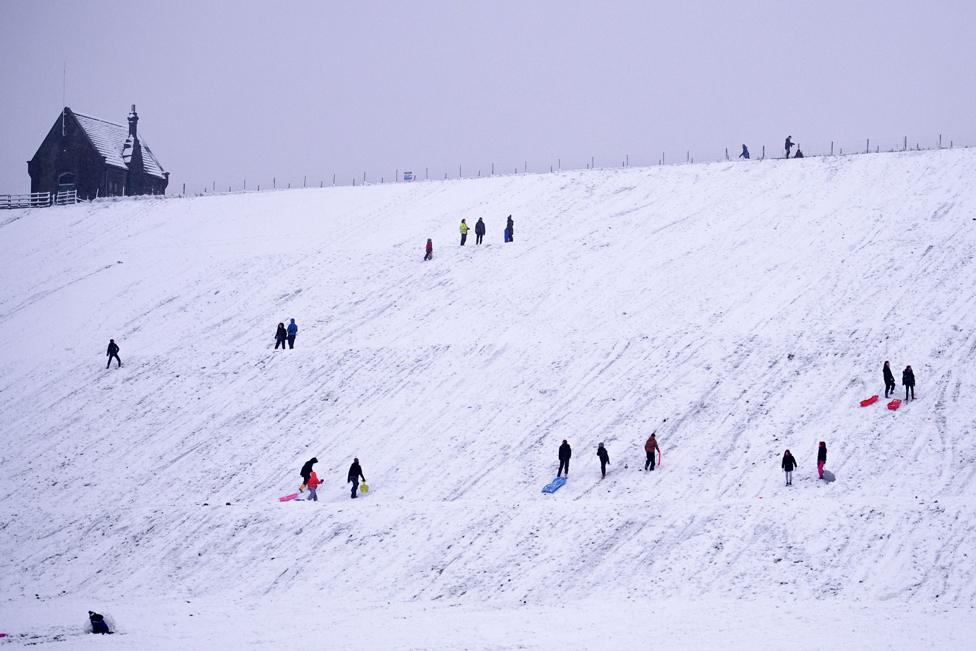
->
2;0;974;193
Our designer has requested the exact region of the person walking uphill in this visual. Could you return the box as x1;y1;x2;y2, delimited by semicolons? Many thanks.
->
739;144;750;160
286;319;298;349
557;440;572;477
817;442;827;480
597;443;610;478
459;219;469;246
106;339;122;369
348;457;366;498
475;217;485;245
274;322;287;350
299;457;317;492
305;469;322;502
883;361;896;398
644;433;661;471
903;365;916;401
504;215;514;243
424;238;433;261
782;449;797;486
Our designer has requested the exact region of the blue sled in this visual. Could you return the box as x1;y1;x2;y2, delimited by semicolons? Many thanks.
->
542;476;567;494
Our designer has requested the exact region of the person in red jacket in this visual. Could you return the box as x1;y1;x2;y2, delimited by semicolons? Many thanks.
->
306;470;322;502
424;238;433;261
644;433;661;471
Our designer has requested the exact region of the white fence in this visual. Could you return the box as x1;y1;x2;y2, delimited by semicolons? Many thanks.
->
0;190;79;210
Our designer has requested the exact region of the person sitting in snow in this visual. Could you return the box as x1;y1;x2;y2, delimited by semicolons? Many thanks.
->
88;611;111;635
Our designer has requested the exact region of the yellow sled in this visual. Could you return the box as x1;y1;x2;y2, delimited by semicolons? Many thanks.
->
359;483;369;494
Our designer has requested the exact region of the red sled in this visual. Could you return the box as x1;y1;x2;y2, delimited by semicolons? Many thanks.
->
859;395;879;407
887;399;902;411
278;493;300;502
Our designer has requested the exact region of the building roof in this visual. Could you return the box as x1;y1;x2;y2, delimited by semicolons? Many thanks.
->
72;111;167;179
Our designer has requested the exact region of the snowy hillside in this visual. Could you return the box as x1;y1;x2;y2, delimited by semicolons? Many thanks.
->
2;149;976;648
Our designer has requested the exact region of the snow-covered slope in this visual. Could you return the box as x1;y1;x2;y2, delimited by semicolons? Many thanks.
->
2;150;975;648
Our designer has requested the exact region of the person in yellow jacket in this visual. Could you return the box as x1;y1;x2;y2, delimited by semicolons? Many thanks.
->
459;219;469;246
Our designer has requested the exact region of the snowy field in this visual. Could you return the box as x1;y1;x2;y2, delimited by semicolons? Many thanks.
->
1;149;975;648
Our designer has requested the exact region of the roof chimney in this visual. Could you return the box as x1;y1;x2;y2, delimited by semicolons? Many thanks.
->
127;104;138;138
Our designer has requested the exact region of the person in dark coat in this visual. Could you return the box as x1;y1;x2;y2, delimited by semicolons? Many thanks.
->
596;442;610;478
902;365;916;400
784;135;794;159
644;433;661;471
105;339;122;369
504;215;514;243
88;611;111;634
348;457;366;498
424;238;433;261
286;319;298;349
739;144;750;160
299;457;318;491
475;217;486;245
817;442;827;479
274;323;287;350
782;449;797;486
557;440;572;477
883;360;896;398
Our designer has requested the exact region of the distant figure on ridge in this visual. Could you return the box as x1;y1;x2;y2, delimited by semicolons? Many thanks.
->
557;439;572;477
597;442;610;478
902;365;915;401
299;457;318;492
784;135;794;159
348;457;366;498
644;433;661;471
782;449;797;486
424;238;433;261
274;322;287;350
504;215;514;243
460;219;469;246
105;339;122;369
883;360;896;398
475;217;486;245
817;442;827;480
794;145;804;158
739;144;750;160
286;318;298;349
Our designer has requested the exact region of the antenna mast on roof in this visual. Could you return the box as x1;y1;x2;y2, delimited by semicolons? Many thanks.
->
61;61;66;136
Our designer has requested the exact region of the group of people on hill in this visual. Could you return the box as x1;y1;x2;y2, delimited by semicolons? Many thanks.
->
556;433;662;480
884;360;916;400
737;135;804;161
781;442;827;486
274;319;299;349
424;215;514;261
299;456;366;499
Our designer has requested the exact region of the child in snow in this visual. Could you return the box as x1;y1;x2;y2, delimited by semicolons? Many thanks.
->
306;470;321;502
883;360;896;398
782;449;797;486
597;443;610;478
903;365;915;400
424;238;433;261
817;442;827;480
460;219;469;246
644;433;661;471
274;322;287;349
